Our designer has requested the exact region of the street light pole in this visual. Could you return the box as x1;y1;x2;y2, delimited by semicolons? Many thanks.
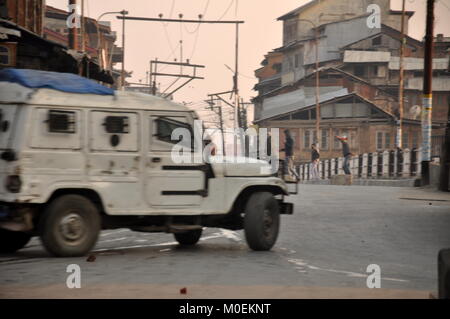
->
96;10;128;83
397;0;406;149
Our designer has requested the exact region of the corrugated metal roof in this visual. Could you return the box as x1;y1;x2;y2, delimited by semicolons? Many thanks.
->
389;57;449;70
343;50;391;63
259;87;349;121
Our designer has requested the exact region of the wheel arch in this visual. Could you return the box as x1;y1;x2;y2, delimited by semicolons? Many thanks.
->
230;185;286;216
46;188;106;214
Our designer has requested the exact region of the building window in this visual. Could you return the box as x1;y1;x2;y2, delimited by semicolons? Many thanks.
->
294;54;299;68
372;65;379;77
354;65;365;77
372;36;382;46
402;132;409;149
304;130;311;149
376;132;392;150
412;131;419;149
0;46;8;65
333;129;341;149
321;129;329;150
385;133;391;149
376;132;384;150
303;129;318;149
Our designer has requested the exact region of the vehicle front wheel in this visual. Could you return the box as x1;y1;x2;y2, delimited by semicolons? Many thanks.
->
174;229;203;246
244;192;280;251
39;195;101;257
0;229;31;253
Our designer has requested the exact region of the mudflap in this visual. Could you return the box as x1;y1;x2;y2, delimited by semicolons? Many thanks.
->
279;201;294;215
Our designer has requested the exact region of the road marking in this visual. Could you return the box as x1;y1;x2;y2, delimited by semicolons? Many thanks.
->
93;232;224;253
200;234;224;241
159;248;171;252
287;258;408;283
98;237;128;243
100;229;130;237
220;229;241;242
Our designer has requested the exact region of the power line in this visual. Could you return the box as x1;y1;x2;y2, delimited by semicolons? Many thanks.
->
218;0;235;21
189;25;201;60
162;0;177;26
184;0;210;34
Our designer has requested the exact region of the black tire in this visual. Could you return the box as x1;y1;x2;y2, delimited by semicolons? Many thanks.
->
244;191;280;251
39;194;101;257
438;249;450;299
0;229;31;253
174;229;203;246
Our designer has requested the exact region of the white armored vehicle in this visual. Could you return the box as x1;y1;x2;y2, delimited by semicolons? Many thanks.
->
0;69;293;257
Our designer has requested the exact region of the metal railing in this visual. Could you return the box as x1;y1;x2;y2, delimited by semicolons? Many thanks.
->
297;148;423;181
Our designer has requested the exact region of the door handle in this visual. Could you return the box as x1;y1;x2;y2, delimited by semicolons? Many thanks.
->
152;157;161;163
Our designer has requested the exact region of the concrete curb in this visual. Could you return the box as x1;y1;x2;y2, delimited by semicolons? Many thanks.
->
0;284;430;299
300;178;420;187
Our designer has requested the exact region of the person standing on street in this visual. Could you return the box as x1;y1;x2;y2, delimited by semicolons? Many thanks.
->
311;143;320;180
281;129;297;180
336;135;352;175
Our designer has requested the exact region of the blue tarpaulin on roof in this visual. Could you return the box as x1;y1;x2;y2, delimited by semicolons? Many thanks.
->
0;69;115;95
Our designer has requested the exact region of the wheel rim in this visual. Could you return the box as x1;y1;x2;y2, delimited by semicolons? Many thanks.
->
59;212;86;244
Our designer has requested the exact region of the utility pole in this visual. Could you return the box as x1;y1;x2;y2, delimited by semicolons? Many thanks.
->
397;0;406;149
118;15;245;141
421;0;435;186
298;19;320;147
68;0;78;50
80;0;85;53
150;60;205;98
121;10;127;89
234;23;240;131
206;97;226;156
314;27;320;148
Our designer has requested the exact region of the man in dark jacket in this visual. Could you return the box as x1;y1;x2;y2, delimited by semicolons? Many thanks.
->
281;129;296;179
336;135;352;175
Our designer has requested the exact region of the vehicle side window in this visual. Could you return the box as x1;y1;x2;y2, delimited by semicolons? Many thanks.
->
155;117;193;146
47;110;76;134
103;116;129;134
151;115;193;151
90;111;138;152
30;108;81;149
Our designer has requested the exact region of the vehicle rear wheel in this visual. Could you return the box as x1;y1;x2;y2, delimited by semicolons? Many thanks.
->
438;249;450;299
244;191;280;251
0;229;31;253
39;195;101;257
174;229;202;246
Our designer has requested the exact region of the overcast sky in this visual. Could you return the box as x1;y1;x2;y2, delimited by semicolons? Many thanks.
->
47;0;450;122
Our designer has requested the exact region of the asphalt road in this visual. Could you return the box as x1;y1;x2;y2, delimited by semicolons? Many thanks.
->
1;185;450;298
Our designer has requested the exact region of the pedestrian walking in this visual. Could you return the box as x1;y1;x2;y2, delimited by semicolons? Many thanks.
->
336;135;353;175
311;143;320;180
281;129;298;181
